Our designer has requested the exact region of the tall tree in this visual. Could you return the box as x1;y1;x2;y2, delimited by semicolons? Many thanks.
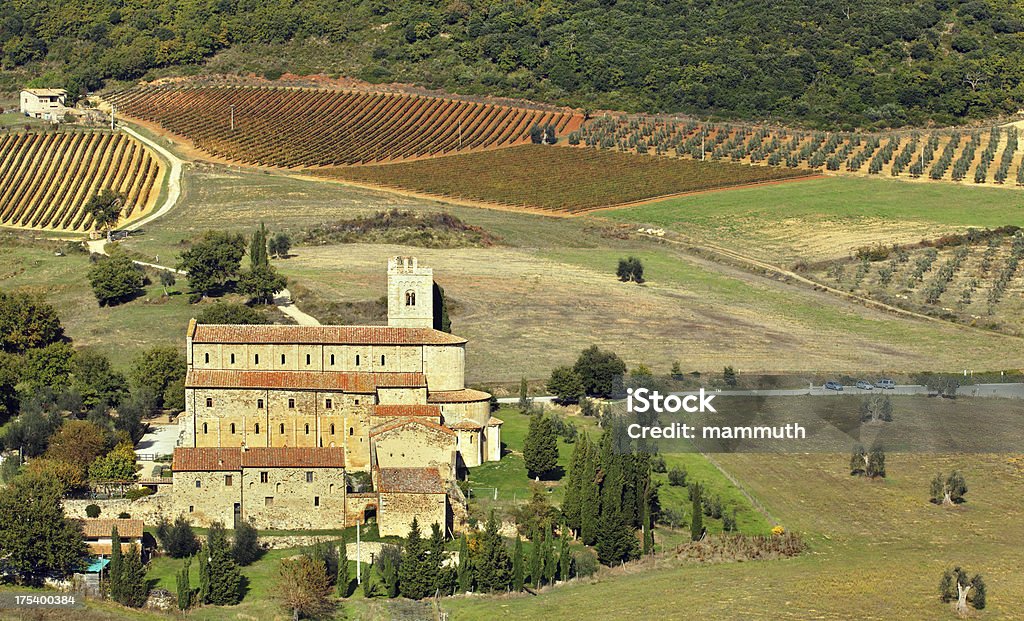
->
176;557;192;611
580;441;601;546
528;528;542;588
117;544;149;607
0;473;88;585
558;527;571;582
176;231;246;300
456;535;472;593
511;536;524;592
336;537;350;597
238;264;287;305
399;518;432;599
432;283;451;333
690;481;704;542
232;519;261;566
84;189;124;242
109;526;124;603
378;544;401;598
473;511;511;592
0;291;64;354
523;411;558;480
561;432;590;536
547;366;585;404
573;345;627;397
205;522;243;605
249;222;269;269
542;524;558;584
87;254;144;306
130;346;186;411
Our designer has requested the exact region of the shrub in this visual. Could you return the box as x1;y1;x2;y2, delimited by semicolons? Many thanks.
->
573;549;599;578
118;512;131;519
232;519;262;566
668;466;688;487
125;487;154;501
156;516;200;558
85;503;101;518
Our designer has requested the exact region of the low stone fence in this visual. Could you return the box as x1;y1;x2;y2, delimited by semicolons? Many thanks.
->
64;492;173;523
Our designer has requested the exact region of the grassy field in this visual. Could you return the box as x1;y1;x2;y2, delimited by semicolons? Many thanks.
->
603;175;1024;264
316;145;811;213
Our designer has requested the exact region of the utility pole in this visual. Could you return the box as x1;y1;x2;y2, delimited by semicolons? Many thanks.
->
458;118;462;150
230;104;235;131
701;129;706;161
356;518;361;585
110;105;115;131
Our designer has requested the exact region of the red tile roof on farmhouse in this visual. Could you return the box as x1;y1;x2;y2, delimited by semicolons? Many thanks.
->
173;447;346;471
78;519;144;539
378;467;445;494
370;418;456;437
427;388;491;403
191;324;466;345
374;404;441;417
185;369;426;391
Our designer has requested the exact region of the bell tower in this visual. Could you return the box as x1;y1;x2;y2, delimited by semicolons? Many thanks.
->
387;256;434;328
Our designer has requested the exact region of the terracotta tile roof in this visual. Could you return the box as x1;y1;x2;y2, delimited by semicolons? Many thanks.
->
192;324;466;346
78;519;144;539
185;369;425;392
242;447;345;468
378;467;445;494
174;447;345;470
487;416;504;426
449;419;484;430
427;388;491;403
86;543;141;556
173;447;241;472
374;404;441;417
370;418;456;438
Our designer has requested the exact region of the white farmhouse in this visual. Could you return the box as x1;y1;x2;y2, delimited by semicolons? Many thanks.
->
20;89;68;121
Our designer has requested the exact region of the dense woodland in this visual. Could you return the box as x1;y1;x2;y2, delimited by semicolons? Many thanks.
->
3;0;1024;128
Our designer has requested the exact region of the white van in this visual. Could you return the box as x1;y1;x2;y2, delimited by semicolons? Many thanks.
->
874;378;896;390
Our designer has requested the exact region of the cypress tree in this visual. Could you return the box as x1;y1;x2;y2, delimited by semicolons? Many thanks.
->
176;557;191;610
249;222;269;269
108;526;123;602
456;535;473;592
118;544;148;607
595;454;639;565
561;433;589;536
473;511;511;592
427;522;445;595
543;524;557;585
511;536;524;591
580;442;600;546
336;538;350;597
558;527;571;582
432;283;451;333
523;412;559;479
206;523;242;605
197;544;211;603
399;518;431;599
690;482;704;541
362;559;375;597
642;498;654;555
528;528;542;588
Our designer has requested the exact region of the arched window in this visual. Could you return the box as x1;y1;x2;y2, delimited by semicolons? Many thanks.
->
254;353;260;365
306;353;311;365
380;355;385;366
255;423;260;434
204;352;209;363
280;354;286;364
330;354;335;366
355;354;360;366
330;424;335;435
202;423;208;434
279;423;285;434
230;423;235;434
349;427;354;436
405;290;416;306
304;424;310;434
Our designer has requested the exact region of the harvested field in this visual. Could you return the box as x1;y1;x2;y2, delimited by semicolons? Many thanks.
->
316;145;812;213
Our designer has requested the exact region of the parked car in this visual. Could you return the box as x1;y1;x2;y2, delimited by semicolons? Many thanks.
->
824;381;844;391
874;378;896;390
855;380;873;390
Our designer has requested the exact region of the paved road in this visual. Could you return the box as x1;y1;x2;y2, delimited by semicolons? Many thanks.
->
499;383;1024;403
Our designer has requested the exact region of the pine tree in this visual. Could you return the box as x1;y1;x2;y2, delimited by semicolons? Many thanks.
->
524;411;558;479
456;535;473;593
336;538;350;597
690;482;704;541
427;522;445;595
176;557;192;611
511;536;524;591
109;526;123;602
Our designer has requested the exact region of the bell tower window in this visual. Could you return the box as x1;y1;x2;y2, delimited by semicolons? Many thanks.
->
405;290;416;306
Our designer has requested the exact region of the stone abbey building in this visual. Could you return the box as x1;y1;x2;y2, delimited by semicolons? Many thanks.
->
172;257;501;536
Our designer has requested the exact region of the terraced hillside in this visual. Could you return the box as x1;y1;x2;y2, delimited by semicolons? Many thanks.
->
575;116;1024;188
0;130;163;232
106;86;583;167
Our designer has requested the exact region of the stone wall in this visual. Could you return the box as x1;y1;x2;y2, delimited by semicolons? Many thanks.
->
64;492;173;524
172;470;240;526
191;343;429;374
241;466;347;530
378;492;447;538
373;422;455;470
345;493;378;527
